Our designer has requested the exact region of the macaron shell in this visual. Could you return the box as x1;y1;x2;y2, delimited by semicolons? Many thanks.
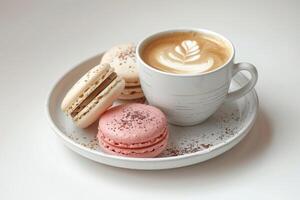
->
98;103;167;144
100;43;139;84
74;77;125;128
124;80;140;87
98;129;168;158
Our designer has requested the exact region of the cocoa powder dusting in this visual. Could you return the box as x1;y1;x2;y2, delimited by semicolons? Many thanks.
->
117;45;136;62
109;106;157;131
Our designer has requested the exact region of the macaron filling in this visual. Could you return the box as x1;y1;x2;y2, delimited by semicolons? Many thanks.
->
121;89;143;95
70;72;117;118
124;85;141;89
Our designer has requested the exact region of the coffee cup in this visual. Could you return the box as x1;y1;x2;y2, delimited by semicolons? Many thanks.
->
136;28;258;126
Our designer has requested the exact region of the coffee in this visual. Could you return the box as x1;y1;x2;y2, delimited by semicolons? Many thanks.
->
141;31;232;74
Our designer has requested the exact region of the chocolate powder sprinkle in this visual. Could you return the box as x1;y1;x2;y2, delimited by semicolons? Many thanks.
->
107;106;161;132
117;45;136;62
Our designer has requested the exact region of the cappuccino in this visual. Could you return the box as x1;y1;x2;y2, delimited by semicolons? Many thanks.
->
141;32;232;74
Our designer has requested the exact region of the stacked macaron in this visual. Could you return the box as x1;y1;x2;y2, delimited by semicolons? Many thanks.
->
61;64;125;128
97;103;169;158
100;43;144;101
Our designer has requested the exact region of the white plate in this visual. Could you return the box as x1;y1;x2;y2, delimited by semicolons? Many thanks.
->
46;54;258;170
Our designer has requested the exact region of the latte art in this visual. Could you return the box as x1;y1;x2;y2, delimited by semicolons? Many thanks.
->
158;40;214;73
169;40;201;63
141;32;231;74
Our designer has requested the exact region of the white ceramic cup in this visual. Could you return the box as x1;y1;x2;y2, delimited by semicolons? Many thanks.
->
136;28;258;126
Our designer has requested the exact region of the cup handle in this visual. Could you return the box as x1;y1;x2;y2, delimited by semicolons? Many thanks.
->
226;62;258;101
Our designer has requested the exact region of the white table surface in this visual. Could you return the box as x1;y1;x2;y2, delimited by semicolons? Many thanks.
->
1;0;299;199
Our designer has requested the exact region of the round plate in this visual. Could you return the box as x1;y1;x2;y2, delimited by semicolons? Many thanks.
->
46;54;258;170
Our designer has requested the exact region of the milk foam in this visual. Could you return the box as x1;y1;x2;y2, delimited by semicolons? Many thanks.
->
141;32;231;74
157;40;214;73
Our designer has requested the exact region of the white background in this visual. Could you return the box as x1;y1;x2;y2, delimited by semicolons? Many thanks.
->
1;0;300;199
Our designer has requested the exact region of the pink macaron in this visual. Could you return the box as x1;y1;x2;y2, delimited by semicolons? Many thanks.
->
97;103;169;158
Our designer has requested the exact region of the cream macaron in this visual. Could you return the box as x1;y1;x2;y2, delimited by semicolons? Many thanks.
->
100;43;144;100
61;63;125;128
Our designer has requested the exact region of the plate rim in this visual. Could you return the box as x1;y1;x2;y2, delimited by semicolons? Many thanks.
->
45;54;259;163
